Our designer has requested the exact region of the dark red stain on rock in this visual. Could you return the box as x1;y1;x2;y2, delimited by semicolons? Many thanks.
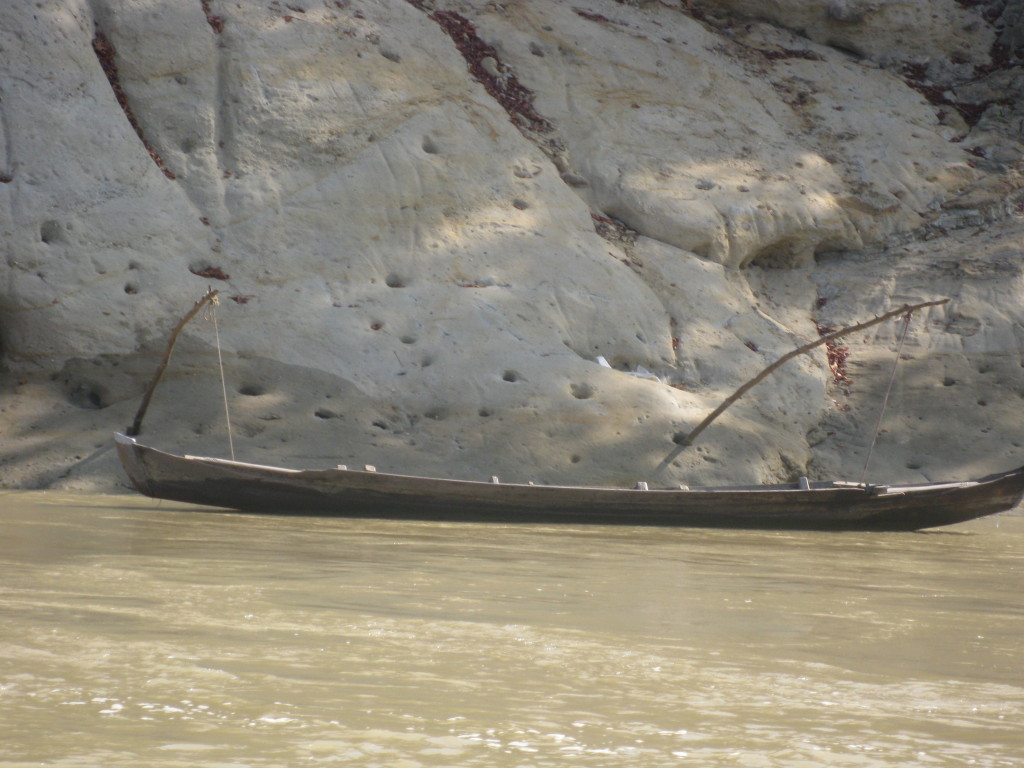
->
92;31;177;180
405;2;552;134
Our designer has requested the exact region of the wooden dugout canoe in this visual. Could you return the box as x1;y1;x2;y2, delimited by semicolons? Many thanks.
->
115;434;1024;531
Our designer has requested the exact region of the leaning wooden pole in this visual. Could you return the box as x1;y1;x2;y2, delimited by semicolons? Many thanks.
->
127;287;220;437
655;298;949;475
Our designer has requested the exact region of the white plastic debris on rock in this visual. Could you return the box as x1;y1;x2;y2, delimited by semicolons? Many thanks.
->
596;356;661;381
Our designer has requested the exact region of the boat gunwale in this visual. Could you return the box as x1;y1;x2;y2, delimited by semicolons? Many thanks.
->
114;433;1024;529
116;433;1024;496
131;436;867;495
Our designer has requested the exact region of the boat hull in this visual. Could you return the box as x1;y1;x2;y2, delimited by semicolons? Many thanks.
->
115;435;1024;530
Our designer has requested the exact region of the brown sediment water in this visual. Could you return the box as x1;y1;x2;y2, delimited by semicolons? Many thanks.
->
1;492;1021;767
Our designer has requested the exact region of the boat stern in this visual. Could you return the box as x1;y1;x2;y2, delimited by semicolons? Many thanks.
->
114;433;156;497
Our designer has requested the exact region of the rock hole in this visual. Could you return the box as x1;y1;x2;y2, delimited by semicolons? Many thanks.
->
238;384;264;396
40;220;64;244
977;399;988;406
748;238;806;269
68;383;107;410
529;41;545;56
372;420;388;430
503;370;519;382
479;408;492;418
380;48;401;63
570;382;594;399
422;136;440;154
906;461;922;470
315;408;339;419
385;273;405;288
420;355;434;368
400;335;417;345
942;377;957;387
512;198;529;210
671;431;689;445
571;454;581;464
124;283;138;294
370;321;384;331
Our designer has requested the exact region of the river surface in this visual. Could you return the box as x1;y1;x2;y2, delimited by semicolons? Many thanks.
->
1;492;1022;767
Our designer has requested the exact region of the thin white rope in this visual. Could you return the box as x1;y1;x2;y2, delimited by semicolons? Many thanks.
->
210;297;236;461
859;311;913;484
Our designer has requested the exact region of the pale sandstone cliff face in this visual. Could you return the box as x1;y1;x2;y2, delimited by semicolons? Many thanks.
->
1;0;1022;492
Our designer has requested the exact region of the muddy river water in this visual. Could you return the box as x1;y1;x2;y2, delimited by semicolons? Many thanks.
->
1;492;1021;767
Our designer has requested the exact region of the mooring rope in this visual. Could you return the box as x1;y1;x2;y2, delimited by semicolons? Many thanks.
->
210;296;236;461
859;310;913;484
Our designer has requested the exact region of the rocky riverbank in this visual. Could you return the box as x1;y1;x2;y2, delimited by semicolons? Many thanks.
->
2;0;1022;492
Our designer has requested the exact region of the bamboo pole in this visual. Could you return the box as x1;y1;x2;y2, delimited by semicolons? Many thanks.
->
127;288;219;436
654;298;949;475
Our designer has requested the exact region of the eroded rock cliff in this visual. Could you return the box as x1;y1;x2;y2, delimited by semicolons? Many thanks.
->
1;0;1022;491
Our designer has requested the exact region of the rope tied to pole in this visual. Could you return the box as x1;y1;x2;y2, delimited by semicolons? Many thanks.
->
128;287;220;437
858;309;914;484
127;286;237;461
208;293;236;461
